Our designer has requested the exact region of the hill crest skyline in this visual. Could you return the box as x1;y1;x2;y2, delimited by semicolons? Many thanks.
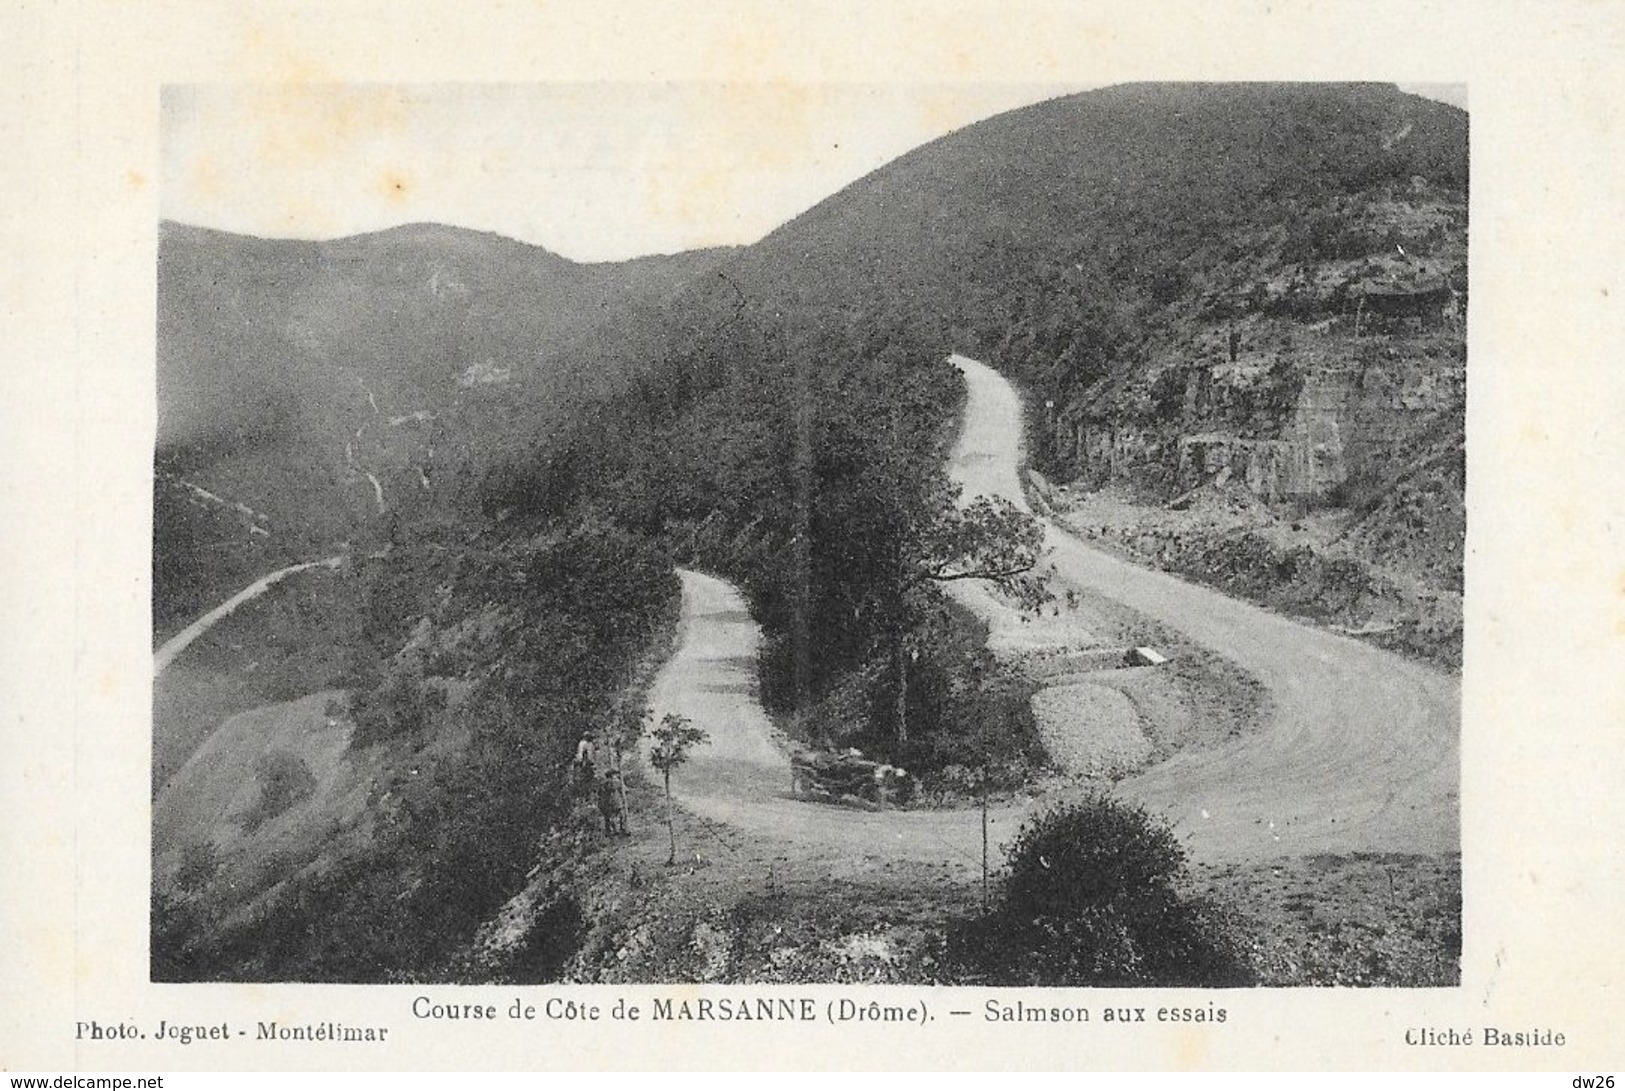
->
162;81;1464;263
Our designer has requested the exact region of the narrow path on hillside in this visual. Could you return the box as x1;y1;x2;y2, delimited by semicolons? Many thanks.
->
947;353;1460;860
153;556;344;676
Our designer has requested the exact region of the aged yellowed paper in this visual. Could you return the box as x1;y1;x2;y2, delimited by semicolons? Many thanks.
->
3;0;1623;1073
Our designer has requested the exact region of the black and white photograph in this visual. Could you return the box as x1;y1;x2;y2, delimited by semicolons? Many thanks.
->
151;81;1466;988
7;0;1625;1077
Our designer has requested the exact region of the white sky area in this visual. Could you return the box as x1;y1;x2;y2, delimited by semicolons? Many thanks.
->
162;82;1466;263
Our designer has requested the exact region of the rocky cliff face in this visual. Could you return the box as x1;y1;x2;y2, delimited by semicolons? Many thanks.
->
1050;312;1463;507
1021;178;1466;664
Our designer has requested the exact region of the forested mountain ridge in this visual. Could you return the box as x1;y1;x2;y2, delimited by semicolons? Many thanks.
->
474;83;1467;811
154;220;731;632
718;83;1462;333
157;82;1465;645
691;80;1468;662
154;82;1467;981
158;220;730;455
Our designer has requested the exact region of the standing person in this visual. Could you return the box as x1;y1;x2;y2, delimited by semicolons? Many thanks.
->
598;769;627;835
574;736;597;796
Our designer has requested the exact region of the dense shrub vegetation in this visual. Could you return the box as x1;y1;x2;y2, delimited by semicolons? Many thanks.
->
479;301;1050;779
155;83;1465;980
154;268;1047;981
948;796;1255;986
154;520;677;981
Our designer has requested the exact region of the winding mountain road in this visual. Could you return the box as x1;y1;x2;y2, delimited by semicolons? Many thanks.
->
644;355;1459;871
645;568;999;877
948;354;1459;860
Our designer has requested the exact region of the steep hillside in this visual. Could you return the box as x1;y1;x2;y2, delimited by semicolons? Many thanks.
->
720;83;1460;325
154;221;727;633
688;81;1468;662
158;82;1466;647
529;82;1467;769
153;82;1468;983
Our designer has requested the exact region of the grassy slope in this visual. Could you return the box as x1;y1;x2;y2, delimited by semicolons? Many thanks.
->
152;565;356;793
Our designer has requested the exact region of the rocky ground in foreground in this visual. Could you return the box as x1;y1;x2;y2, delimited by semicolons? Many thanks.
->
1199;852;1461;987
467;774;1460;988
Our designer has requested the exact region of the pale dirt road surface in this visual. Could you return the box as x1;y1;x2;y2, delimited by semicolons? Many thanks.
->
645;569;1013;879
947;353;1460;861
154;556;343;676
643;357;1458;874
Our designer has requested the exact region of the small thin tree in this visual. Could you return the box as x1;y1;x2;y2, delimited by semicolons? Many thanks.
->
648;712;710;865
